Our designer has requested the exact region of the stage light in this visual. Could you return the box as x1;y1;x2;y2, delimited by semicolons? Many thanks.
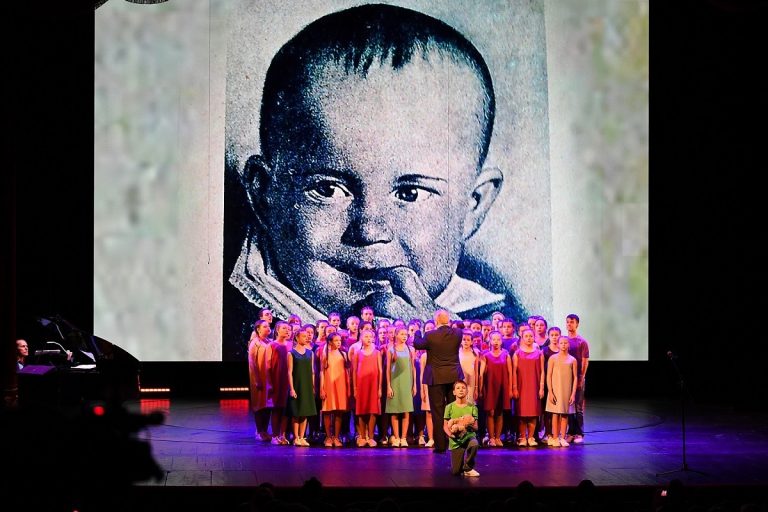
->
219;387;249;393
139;387;171;394
92;404;106;416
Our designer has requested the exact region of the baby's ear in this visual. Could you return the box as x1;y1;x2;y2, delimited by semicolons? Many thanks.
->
241;155;272;228
462;167;504;240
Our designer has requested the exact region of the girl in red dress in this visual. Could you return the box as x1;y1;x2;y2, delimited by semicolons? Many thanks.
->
481;331;512;447
512;327;545;446
353;330;382;447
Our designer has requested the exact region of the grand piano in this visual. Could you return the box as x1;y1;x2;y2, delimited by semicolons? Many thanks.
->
18;315;140;408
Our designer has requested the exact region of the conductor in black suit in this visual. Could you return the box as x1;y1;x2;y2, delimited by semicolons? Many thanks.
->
413;309;464;453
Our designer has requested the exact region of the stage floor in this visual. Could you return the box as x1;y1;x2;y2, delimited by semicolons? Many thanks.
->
129;398;768;488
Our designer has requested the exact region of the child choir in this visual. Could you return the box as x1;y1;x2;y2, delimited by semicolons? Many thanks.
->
247;307;589;449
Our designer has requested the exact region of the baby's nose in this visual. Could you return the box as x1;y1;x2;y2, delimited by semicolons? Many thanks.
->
341;197;394;247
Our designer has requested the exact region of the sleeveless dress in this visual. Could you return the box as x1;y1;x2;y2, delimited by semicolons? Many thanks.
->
515;347;543;417
412;354;423;413
321;350;349;412
248;338;270;411
287;348;317;417
268;341;290;409
379;346;389;416
546;354;577;415
419;352;431;411
459;350;478;404
482;350;511;412
355;349;381;415
385;346;414;414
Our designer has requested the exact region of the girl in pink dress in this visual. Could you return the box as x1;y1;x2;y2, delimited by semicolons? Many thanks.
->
481;331;512;447
512;327;545;446
268;321;292;445
248;320;272;441
320;333;350;447
460;329;480;404
546;336;577;447
541;326;562;444
353;330;382;447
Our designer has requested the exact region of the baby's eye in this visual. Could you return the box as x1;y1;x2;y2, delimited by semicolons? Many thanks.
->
393;186;435;203
306;180;352;201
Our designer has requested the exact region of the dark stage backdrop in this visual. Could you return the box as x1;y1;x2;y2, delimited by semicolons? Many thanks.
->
9;2;766;408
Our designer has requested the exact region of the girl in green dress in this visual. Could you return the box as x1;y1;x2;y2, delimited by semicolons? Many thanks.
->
386;328;416;447
288;326;317;446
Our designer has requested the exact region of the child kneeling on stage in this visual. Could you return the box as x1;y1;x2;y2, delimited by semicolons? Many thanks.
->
444;380;480;477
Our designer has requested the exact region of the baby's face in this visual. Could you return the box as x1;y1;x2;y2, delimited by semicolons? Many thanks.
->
263;57;487;315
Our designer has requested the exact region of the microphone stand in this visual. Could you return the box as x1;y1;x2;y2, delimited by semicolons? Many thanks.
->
656;351;707;477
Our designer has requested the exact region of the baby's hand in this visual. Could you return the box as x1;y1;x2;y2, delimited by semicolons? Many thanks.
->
368;267;450;319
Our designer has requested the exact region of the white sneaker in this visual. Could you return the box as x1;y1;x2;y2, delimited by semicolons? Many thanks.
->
391;436;400;447
400;438;408;447
271;437;282;445
516;438;527;447
527;437;537;447
560;438;570;447
418;435;426;446
425;439;434;448
573;435;584;444
463;469;480;477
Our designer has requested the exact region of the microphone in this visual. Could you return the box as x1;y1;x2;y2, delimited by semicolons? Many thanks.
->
667;351;678;360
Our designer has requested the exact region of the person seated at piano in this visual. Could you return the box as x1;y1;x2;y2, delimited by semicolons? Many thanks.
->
16;339;29;371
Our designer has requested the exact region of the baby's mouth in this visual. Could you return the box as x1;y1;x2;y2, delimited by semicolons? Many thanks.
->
332;264;403;283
